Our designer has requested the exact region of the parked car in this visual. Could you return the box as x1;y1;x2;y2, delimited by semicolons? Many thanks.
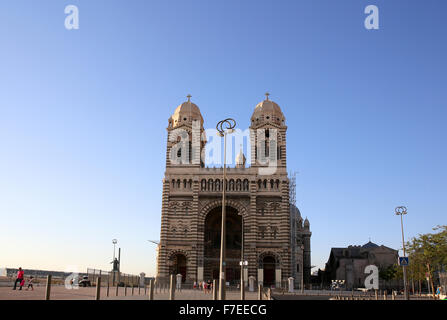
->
79;276;91;287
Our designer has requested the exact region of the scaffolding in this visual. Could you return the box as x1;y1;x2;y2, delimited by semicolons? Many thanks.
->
289;171;296;206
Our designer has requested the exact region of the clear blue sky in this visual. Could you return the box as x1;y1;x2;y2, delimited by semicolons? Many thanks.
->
0;0;446;276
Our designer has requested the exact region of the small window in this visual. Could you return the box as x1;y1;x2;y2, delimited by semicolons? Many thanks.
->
177;148;181;158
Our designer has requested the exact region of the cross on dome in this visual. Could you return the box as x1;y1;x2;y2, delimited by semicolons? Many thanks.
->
265;92;270;100
187;94;192;102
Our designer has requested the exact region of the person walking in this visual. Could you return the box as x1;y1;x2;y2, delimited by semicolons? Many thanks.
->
13;268;24;290
207;279;212;294
26;276;34;291
436;286;441;299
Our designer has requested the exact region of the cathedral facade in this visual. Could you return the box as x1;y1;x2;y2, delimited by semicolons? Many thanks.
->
156;94;311;288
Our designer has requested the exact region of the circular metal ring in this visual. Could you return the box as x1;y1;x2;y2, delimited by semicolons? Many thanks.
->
216;118;236;135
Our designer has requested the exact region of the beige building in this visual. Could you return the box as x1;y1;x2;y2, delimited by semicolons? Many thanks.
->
156;94;311;288
323;241;398;289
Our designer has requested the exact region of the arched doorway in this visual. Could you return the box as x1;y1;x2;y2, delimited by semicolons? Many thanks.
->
170;253;187;282
204;206;242;284
263;256;276;287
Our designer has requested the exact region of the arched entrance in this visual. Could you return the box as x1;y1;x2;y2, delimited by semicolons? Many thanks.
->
204;206;242;284
263;256;276;287
169;253;187;282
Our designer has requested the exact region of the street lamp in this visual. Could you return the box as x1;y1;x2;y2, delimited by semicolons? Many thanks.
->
112;239;118;285
112;239;118;261
395;206;409;300
216;118;236;300
240;218;248;300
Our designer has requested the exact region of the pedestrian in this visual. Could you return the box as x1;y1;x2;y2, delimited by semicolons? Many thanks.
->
207;279;212;294
26;276;34;291
203;281;207;294
436;286;441;299
13;267;24;290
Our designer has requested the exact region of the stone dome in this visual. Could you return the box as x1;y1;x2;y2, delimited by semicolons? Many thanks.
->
169;95;204;128
251;93;285;126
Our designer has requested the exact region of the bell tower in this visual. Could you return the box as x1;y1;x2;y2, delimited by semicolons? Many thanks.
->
166;95;206;168
249;93;287;172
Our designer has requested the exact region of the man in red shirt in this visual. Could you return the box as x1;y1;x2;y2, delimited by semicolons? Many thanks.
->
13;267;24;290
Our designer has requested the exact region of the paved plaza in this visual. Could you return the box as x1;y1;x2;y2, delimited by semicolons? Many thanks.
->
0;285;438;301
0;286;260;300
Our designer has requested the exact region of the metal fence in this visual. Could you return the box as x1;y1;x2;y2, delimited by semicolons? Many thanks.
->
86;268;153;287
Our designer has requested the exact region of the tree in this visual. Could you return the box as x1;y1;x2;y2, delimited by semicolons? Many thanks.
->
406;225;447;297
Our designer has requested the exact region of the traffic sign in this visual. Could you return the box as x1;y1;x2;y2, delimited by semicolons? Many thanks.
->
398;257;409;266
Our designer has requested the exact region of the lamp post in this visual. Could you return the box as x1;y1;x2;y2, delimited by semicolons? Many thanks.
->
240;218;248;300
216;118;236;300
395;206;409;300
112;239;117;285
112;239;117;261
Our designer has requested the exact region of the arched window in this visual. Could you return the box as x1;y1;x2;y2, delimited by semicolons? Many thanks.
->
243;179;249;191
236;179;241;191
208;179;214;191
201;179;206;191
258;180;262;190
215;179;220;191
263;180;267;189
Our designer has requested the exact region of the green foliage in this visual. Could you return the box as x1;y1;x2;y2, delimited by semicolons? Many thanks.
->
379;265;398;281
405;225;447;278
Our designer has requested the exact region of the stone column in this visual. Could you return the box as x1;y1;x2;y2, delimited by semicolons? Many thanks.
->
288;277;294;293
249;276;256;292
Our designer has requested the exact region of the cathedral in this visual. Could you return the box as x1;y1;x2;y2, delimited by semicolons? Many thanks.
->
156;94;311;288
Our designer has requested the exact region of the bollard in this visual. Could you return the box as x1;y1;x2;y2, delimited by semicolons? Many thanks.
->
132;284;134;296
145;284;147;295
212;280;217;300
258;284;263;300
95;277;101;300
139;284;141;295
125;284;127;296
116;283;119;296
169;275;175;300
45;275;52;300
149;279;154;300
107;280;110;297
